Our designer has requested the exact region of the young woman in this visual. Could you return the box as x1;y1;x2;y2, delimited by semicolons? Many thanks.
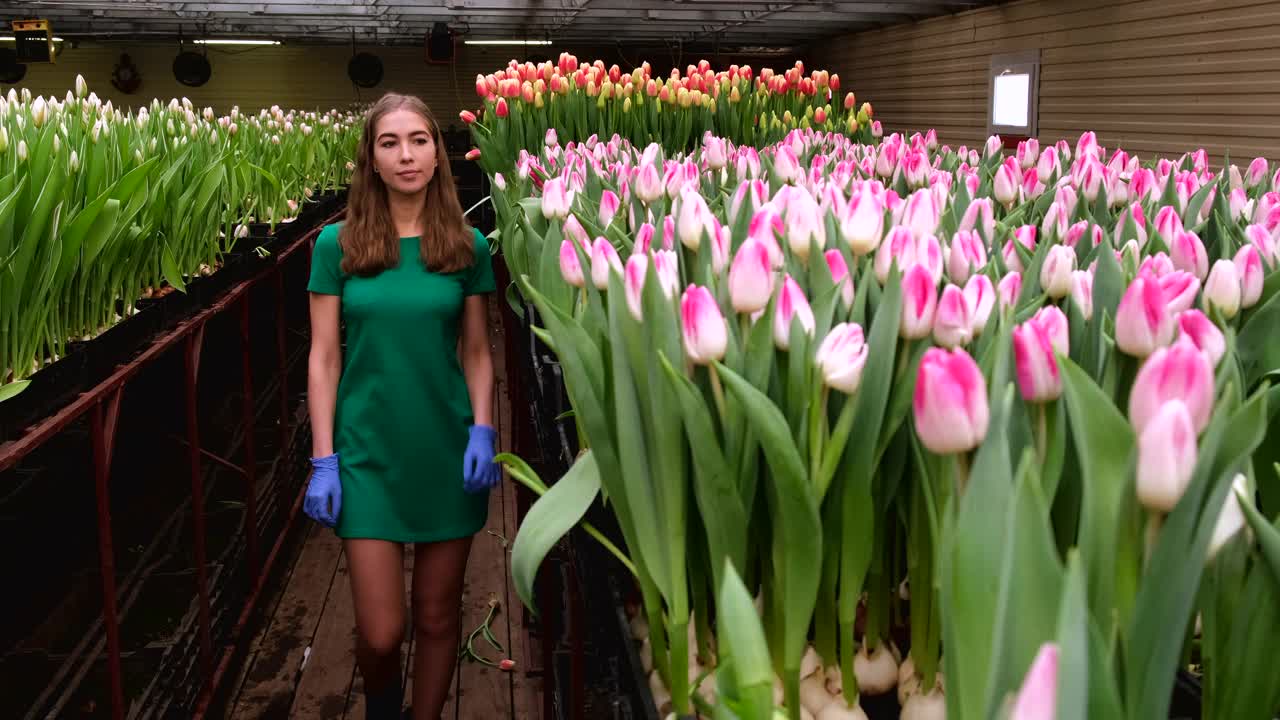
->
304;92;501;720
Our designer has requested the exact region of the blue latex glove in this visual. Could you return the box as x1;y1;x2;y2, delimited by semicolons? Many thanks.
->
462;424;500;494
304;453;342;528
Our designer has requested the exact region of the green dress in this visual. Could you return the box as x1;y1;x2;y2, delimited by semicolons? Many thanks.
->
307;222;496;543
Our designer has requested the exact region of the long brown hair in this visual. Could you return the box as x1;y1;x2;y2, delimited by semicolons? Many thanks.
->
339;93;474;276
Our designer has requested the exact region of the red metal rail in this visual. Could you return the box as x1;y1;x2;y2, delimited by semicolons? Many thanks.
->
0;211;341;720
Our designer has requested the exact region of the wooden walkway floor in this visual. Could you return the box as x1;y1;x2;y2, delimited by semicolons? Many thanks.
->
223;303;539;719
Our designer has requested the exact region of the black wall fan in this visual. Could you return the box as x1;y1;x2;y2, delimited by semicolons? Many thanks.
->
173;49;211;86
348;52;383;88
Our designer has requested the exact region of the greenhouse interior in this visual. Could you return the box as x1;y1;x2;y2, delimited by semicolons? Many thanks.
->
0;0;1278;719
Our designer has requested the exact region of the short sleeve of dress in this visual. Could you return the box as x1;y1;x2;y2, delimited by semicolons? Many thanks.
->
464;227;496;296
308;223;345;296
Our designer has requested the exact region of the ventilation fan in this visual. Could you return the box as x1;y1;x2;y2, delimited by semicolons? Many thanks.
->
173;50;211;87
348;52;383;88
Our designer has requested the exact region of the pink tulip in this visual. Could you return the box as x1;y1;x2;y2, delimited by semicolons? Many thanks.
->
711;223;731;275
1203;259;1242;319
875;225;918;285
653;249;680;299
1014;312;1065;403
1036;146;1059;184
681;285;728;365
902;188;941;240
1157;203;1182;244
1112;203;1148;248
825;249;855;309
815;322;869;394
1075;131;1099;161
1245;224;1277;267
775;275;815;349
985;134;1003;159
965;274;996;335
1070;269;1093;320
1129;340;1215;434
947;230;986;285
1177;310;1225;367
904;148;930;188
1246;157;1269;188
1077;157;1104;202
662;214;676;251
1003;225;1037;274
1055;184;1080;220
1140;252;1175;278
994;157;1021;207
1116;272;1176;357
677;188;712;251
933;284;973;348
545;127;559;148
634;222;656;256
912;347;990;454
958;198;996;244
599;189;620;227
563;214;590;251
634;162;663;204
785;190;824;261
541;177;574;220
901;264;938;340
1170;230;1209;280
1010;643;1059;720
704;136;728;170
1234;244;1264;309
1040;245;1076;299
774;145;802;184
1229;188;1250;222
624;254;648;320
728;237;775;314
917;234;945;285
1062;220;1090;249
998;271;1023;313
729;179;767;226
1159;271;1201;314
1130;168;1157;204
591;237;622;290
559;239;585;287
1017;138;1040;170
841;185;886;255
1136;400;1198;513
1040;202;1070;243
1034;306;1070;355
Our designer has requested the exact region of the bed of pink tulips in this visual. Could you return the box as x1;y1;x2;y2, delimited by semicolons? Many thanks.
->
490;125;1280;720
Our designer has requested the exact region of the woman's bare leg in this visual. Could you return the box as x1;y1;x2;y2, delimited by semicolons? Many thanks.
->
410;536;473;720
346;539;407;718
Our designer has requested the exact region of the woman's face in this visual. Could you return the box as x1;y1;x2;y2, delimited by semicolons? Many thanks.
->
372;108;437;196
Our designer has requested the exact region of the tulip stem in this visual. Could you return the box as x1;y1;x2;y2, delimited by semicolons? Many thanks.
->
953;453;970;497
1036;402;1049;468
1143;510;1164;573
708;364;728;427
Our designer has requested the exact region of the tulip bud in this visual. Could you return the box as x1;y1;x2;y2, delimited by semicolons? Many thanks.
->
677;188;712;251
1069;270;1093;320
729;238;775;314
681;285;729;364
875;226;918;285
947;230;985;286
1040;245;1076;299
591;237;622;290
69;150;79;173
913;347;990;454
1136;400;1198;513
958;198;996;245
711;223;731;275
541;177;573;220
998;271;1022;313
775;275;816;349
900;264;938;340
17;139;27;163
994;158;1021;207
933;284;973;348
1116;272;1176;357
1129;340;1215;434
1246;157;1268;188
1244;224;1277;267
1176;309;1225;367
824;249;855;309
653;250;680;299
624;255;648;320
841;187;886;255
1156;270;1200;315
1036;146;1059;185
1014;307;1068;403
965;274;996;336
985;135;1003;159
559;240;585;287
1170;230;1209;281
635;163;663;205
1206;475;1250;562
1010;643;1059;720
1202;259;1241;319
1233;244;1264;309
902;188;940;240
785;191;824;262
598;189;620;227
815;323;869;394
459;109;477;124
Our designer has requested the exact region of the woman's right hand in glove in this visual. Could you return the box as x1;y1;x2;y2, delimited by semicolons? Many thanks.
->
304;453;342;528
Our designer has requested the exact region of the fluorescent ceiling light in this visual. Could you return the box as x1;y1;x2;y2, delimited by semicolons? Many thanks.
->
194;38;280;45
463;39;552;46
0;35;64;42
